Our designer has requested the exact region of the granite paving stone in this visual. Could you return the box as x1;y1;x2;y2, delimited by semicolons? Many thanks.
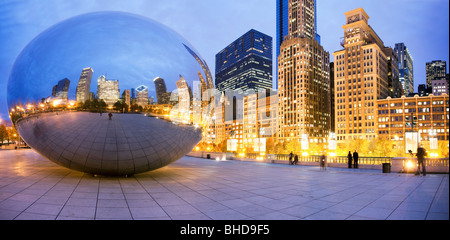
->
0;149;448;220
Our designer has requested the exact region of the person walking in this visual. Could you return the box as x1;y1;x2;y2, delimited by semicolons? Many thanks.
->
347;151;353;168
293;154;299;165
289;152;293;165
353;150;359;169
416;145;427;176
108;112;113;120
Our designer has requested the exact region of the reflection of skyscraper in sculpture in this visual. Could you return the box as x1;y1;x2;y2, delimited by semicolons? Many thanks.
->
153;77;170;104
183;44;214;89
135;85;149;107
122;89;130;107
97;75;119;107
175;75;191;118
76;67;94;104
52;78;70;99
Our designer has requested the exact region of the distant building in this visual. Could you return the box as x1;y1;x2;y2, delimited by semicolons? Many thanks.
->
394;43;414;96
97;75;119;107
426;60;447;89
52;78;70;100
385;47;403;98
153;77;170;104
76;67;94;104
432;78;449;96
122;89;130;107
135;85;149;107
174;75;191;121
215;29;273;95
418;84;432;97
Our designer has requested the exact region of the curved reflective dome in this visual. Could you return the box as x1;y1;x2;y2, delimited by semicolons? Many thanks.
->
7;11;214;176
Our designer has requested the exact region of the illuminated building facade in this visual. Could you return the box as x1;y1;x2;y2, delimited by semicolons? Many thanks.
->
394;43;414;96
377;94;449;144
333;8;390;143
432;79;449;96
426;60;447;89
122;89;130;107
97;75;119;107
52;78;70;101
215;29;273;95
153;77;170;104
243;91;278;152
76;67;94;104
384;47;403;98
277;0;331;144
135;85;149;107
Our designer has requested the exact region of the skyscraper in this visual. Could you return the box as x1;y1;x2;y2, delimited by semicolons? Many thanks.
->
333;8;390;142
426;60;447;88
215;29;273;95
277;0;331;144
153;77;170;104
394;43;414;95
97;75;119;107
52;78;70;100
135;85;149;107
122;89;130;107
76;67;94;104
277;0;320;89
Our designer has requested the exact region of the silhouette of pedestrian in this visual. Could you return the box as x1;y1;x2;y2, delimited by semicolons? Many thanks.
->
108;112;113;120
293;154;298;165
416;145;427;176
353;150;359;168
289;152;293;165
320;154;326;170
347;151;353;168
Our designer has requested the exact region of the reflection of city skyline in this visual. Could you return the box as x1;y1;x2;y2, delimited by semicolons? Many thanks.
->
47;66;203;108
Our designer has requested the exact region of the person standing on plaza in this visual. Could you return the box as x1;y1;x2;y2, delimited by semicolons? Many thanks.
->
347;151;353;168
416;145;427;176
289;152;293;165
320;154;326;170
353;150;359;169
108;112;113;120
293;154;298;165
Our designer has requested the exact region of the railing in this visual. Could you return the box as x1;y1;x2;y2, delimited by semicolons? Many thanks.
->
187;151;449;173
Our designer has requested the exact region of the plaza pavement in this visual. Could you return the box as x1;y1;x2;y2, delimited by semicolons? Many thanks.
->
0;149;448;220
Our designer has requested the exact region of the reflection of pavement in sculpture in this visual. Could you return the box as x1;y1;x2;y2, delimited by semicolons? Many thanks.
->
16;112;202;176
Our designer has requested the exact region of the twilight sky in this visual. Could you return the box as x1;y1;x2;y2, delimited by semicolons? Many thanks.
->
0;0;448;123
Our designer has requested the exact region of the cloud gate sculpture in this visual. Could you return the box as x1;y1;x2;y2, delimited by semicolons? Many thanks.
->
7;12;214;176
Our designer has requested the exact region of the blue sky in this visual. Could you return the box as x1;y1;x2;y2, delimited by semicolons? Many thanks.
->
0;0;449;123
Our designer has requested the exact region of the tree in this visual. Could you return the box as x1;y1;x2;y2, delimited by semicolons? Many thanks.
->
0;124;7;145
113;101;129;112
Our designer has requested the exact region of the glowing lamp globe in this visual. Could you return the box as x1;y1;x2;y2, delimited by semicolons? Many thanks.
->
7;11;213;176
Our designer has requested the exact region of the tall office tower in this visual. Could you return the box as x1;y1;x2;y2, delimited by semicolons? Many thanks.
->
122;89;130;107
333;8;390;143
135;85;148;107
215;29;273;95
394;43;414;95
172;75;192;122
287;0;316;41
277;0;331;144
97;75;119;107
330;62;335;133
52;78;71;99
426;60;447;88
76;67;94;104
385;47;402;98
277;0;320;89
153;77;170;104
